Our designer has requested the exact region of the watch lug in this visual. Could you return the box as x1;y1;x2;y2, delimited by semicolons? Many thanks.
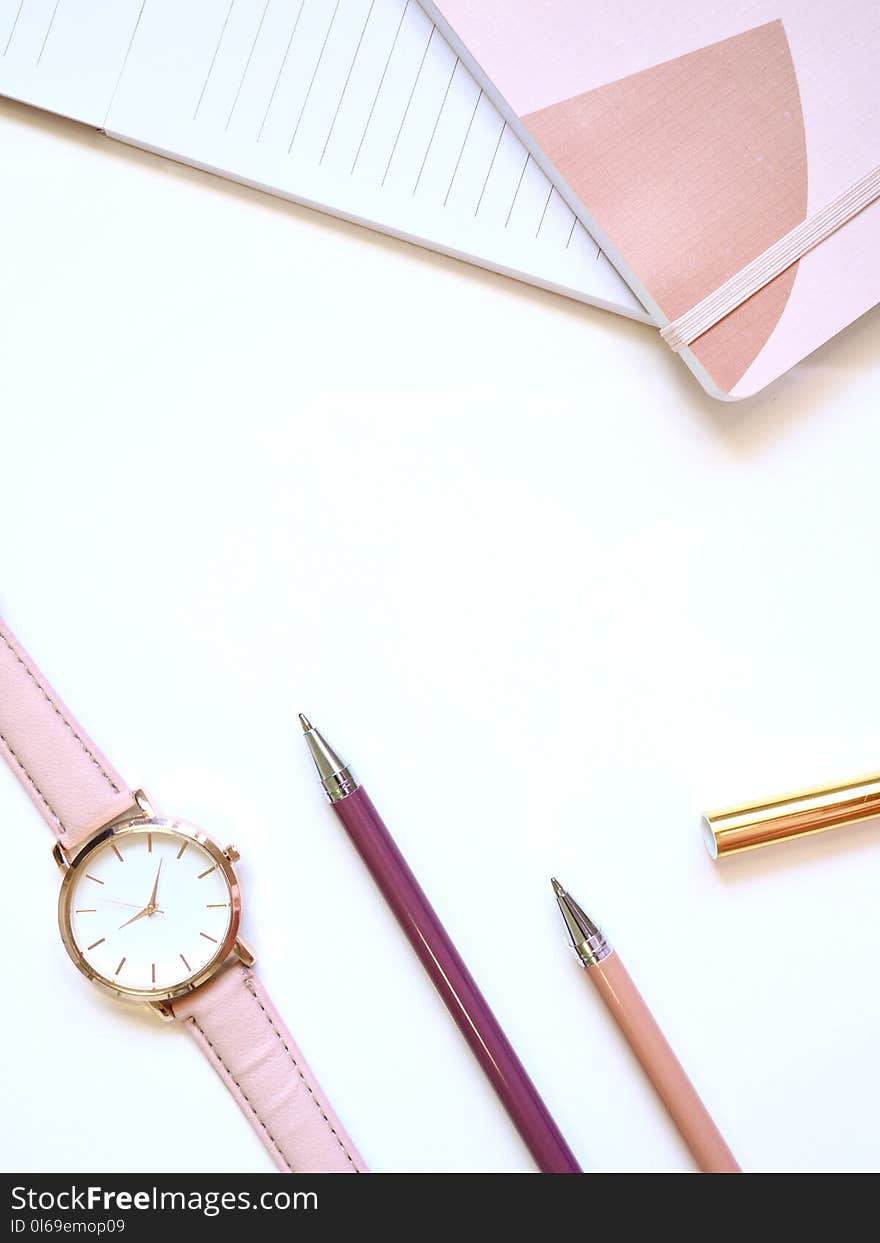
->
52;842;69;873
149;1000;175;1022
233;937;256;967
133;789;156;818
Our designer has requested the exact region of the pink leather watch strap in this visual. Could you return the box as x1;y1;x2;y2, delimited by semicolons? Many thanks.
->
173;965;365;1173
0;619;137;852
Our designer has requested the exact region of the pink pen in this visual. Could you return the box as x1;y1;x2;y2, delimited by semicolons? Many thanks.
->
300;715;581;1173
551;878;740;1173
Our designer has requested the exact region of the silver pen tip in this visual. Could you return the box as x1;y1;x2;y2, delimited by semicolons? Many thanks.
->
298;713;313;732
551;879;609;963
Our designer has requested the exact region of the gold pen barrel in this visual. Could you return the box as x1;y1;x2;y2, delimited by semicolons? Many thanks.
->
703;770;880;859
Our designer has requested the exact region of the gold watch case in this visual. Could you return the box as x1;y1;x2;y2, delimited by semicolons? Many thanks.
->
56;804;246;1007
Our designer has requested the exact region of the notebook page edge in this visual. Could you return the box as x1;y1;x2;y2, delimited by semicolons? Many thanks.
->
102;121;653;323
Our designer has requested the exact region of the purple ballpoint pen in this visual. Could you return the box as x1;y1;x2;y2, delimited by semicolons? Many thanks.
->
299;714;582;1173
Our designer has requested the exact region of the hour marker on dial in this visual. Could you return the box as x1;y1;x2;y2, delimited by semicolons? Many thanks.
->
200;932;218;943
86;874;104;885
115;957;126;976
111;844;124;862
197;866;216;880
147;833;152;853
180;953;192;971
151;963;156;985
76;908;96;914
206;903;228;909
87;938;105;951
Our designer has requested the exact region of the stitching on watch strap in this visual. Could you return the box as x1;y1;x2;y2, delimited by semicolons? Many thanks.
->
240;969;360;1171
189;1015;294;1172
0;630;121;794
0;725;66;835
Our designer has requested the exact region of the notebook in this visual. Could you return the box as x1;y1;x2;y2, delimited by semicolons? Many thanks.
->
0;0;648;323
425;0;880;398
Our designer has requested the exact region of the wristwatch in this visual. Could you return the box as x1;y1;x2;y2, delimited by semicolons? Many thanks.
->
0;617;365;1174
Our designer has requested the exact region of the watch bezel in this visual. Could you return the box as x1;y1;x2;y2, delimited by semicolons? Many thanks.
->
58;815;242;1004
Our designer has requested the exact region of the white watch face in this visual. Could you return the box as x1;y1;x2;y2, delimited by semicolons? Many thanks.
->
60;821;238;999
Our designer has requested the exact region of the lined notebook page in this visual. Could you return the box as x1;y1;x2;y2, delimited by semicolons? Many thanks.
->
0;0;648;320
0;0;142;123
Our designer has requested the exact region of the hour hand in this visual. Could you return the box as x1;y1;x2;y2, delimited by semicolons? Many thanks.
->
118;906;150;930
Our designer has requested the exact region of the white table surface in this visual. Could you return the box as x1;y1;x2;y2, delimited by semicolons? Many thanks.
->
1;94;879;1175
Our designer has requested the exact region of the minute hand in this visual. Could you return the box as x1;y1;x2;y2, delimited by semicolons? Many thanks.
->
148;858;162;907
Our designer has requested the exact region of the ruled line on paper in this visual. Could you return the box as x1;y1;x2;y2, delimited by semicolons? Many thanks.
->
288;0;341;154
381;22;433;186
194;0;235;120
2;0;25;56
535;185;554;238
226;0;270;130
474;119;505;217
256;0;305;142
350;0;408;174
36;0;62;66
320;0;375;163
104;0;147;123
505;152;529;228
412;54;457;195
443;85;480;206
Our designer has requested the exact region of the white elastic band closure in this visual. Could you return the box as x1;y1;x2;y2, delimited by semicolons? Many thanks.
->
661;164;880;353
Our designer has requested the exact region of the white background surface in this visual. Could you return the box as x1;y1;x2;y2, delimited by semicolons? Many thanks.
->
1;93;879;1175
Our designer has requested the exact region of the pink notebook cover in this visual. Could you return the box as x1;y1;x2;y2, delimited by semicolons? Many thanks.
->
425;0;880;399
